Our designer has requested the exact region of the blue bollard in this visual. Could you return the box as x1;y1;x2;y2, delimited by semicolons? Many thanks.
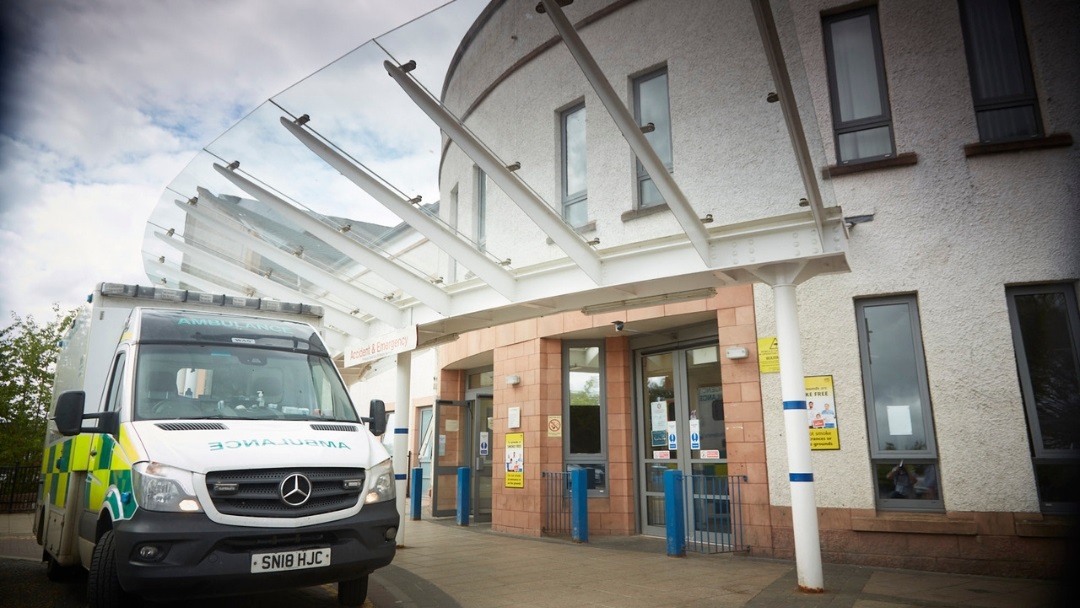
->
456;466;471;526
664;469;685;557
410;467;423;520
571;468;589;543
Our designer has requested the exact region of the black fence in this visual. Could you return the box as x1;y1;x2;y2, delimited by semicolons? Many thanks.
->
541;471;571;537
0;465;39;512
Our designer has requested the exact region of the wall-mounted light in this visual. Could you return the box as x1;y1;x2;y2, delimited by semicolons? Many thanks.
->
506;374;521;386
725;346;749;360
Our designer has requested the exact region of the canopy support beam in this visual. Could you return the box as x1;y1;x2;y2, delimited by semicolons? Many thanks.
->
384;60;604;284
539;0;712;265
152;231;371;337
213;162;452;316
180;191;404;326
281;118;518;300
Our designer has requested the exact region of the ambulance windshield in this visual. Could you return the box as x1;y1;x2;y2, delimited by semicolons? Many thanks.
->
133;344;358;422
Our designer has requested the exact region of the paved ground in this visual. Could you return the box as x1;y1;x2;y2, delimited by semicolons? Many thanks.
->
3;512;1074;607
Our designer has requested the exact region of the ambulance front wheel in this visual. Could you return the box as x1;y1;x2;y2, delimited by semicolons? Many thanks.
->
338;574;369;606
88;529;139;608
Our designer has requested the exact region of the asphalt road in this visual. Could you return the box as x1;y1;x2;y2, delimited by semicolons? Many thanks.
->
0;557;370;608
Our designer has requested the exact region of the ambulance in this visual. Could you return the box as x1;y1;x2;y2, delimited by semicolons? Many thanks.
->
34;283;398;607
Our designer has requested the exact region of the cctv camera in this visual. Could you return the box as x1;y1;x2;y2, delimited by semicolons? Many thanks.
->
612;320;624;331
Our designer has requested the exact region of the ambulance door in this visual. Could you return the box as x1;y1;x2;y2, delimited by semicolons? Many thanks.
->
80;349;129;560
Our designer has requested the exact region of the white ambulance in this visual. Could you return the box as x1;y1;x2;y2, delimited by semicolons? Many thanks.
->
34;283;397;607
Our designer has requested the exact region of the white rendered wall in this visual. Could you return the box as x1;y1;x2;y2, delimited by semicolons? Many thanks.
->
439;0;812;275
760;0;1080;513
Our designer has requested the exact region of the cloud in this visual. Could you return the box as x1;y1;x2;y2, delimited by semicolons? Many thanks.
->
0;0;449;325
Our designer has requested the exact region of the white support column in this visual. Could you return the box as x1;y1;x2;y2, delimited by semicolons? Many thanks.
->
773;279;823;591
393;350;412;547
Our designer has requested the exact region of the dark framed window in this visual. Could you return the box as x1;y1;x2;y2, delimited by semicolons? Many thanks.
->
474;167;487;252
561;103;588;227
564;341;607;496
448;184;459;282
958;0;1042;143
856;295;944;511
823;6;896;164
1006;283;1080;513
632;68;672;209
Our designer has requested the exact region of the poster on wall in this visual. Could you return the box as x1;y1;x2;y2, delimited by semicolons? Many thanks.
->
805;375;840;450
758;337;780;373
505;432;524;488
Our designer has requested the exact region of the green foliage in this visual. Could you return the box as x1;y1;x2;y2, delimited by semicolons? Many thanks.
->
0;306;75;465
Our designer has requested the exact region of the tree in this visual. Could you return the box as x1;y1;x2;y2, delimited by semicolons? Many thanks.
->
0;306;75;466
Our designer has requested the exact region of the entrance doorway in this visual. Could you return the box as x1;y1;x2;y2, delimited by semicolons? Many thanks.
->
430;394;493;521
636;343;726;537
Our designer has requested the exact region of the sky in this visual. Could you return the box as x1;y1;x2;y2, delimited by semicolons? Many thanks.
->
0;0;449;328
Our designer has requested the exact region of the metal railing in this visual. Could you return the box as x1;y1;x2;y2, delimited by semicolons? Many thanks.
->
681;474;748;554
0;465;39;513
541;471;571;536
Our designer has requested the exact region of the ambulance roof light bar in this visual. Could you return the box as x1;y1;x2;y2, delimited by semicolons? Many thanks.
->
97;282;324;318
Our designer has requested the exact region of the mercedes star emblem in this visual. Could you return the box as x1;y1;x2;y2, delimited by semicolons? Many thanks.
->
279;473;313;507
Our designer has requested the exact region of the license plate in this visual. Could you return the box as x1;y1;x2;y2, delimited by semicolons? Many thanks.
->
251;548;331;573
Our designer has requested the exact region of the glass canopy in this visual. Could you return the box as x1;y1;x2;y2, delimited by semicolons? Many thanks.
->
142;0;846;352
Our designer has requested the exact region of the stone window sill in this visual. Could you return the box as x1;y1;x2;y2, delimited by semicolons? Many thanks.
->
822;152;919;179
964;132;1073;157
621;203;670;222
851;512;976;536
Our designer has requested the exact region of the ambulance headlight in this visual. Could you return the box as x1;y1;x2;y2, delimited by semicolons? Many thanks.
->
364;459;395;504
132;462;203;513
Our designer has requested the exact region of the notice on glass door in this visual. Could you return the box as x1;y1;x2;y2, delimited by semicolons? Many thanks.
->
651;401;668;447
505;432;524;488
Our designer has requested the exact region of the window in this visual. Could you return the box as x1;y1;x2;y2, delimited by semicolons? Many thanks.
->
474;168;487;252
958;0;1042;143
561;103;588;227
823;7;895;163
449;184;459;282
564;342;607;496
1006;284;1080;513
856;295;943;510
633;68;672;208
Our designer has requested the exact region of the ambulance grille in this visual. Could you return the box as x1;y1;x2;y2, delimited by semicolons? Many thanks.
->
205;467;365;518
310;424;358;432
156;422;228;431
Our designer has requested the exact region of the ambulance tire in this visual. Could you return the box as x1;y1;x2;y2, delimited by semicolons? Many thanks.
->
338;574;369;606
88;530;138;608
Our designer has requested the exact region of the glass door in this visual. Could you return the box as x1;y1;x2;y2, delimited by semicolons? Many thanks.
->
471;395;494;522
430;396;493;521
431;399;467;517
637;344;725;537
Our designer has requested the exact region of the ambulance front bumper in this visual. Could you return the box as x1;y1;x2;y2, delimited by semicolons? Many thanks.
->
111;500;398;600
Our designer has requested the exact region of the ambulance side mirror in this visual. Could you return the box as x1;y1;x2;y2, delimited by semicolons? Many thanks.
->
365;399;387;437
54;391;121;437
54;392;87;436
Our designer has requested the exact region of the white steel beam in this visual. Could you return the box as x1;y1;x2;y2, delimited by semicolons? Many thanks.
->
152;231;371;338
539;0;712;265
750;0;827;248
383;60;604;284
212;162;452;316
280;117;518;299
147;261;352;349
180;191;404;326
